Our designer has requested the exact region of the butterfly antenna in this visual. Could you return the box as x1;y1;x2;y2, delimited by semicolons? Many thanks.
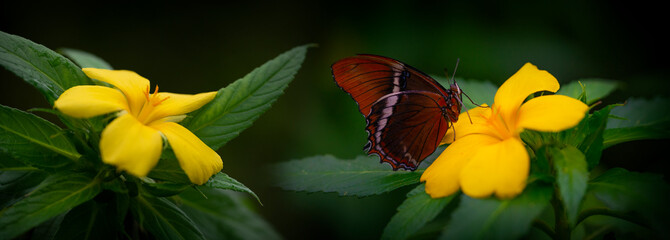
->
450;58;460;85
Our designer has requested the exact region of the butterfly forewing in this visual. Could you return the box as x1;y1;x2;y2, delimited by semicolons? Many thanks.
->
332;54;450;116
365;91;450;170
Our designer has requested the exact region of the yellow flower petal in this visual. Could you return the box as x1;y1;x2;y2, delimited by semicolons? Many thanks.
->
151;121;222;185
441;105;493;144
82;68;150;116
55;85;128;118
517;95;588;132
494;63;560;118
459;137;529;199
421;134;499;198
100;114;162;177
142;91;217;124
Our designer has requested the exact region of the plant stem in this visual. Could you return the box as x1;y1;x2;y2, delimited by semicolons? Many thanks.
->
532;219;556;240
551;189;571;240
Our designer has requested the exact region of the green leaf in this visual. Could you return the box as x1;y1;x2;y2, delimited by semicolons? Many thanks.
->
0;172;101;239
148;153;191;184
54;192;129;240
603;97;670;147
0;31;92;104
0;104;81;168
204;172;261;204
59;48;113;69
588;168;670;237
557;79;618;104
440;184;553;240
184;44;312;150
0;169;47;209
130;195;205;240
382;184;455;240
177;187;281;240
141;181;191;197
272;155;422;197
435;77;497;109
549;145;588;226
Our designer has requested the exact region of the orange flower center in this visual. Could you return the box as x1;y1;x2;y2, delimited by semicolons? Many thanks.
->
136;85;170;124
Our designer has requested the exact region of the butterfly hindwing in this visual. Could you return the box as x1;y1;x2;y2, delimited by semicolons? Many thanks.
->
365;91;450;170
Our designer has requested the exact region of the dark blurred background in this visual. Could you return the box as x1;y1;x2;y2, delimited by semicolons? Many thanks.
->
1;1;668;239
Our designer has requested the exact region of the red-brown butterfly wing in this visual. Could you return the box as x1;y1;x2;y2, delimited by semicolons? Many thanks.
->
331;54;449;116
365;91;450;170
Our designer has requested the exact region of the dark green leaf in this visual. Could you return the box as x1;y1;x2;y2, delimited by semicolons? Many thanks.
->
0;104;80;168
148;153;191;184
177;187;281;240
549;145;588;226
0;31;92;104
382;184;455;240
0;169;47;210
272;155;422;197
130;195;204;240
557;79;618;104
142;181;191;197
604;97;670;148
184;44;312;150
59;48;113;69
440;184;553;240
588;168;670;237
54;192;129;240
0;172;101;239
204;172;261;204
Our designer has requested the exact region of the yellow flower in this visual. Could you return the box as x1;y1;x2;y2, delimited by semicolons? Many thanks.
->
420;63;588;199
54;68;222;184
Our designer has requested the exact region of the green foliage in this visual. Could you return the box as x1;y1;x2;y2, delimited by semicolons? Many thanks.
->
130;194;205;240
0;172;102;239
603;97;670;148
0;31;309;238
59;48;114;70
205;172;261;204
549;145;588;226
557;79;618;104
382;184;455;240
0;31;92;104
177;188;282;240
275;77;669;239
0;104;80;168
441;184;553;240
184;44;313;150
273;155;422;196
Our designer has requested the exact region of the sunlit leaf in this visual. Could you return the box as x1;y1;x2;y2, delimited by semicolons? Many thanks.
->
0;31;92;104
204;172;261;204
273;155;422;197
184;44;312;150
382;184;455;240
440;183;552;240
0;172;101;239
177;188;281;240
0;104;80;169
557;79;618;104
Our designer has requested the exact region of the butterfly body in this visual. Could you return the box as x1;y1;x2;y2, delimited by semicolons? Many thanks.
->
332;54;463;171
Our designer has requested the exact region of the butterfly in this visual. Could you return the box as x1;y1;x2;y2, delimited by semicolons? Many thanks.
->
331;54;464;171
